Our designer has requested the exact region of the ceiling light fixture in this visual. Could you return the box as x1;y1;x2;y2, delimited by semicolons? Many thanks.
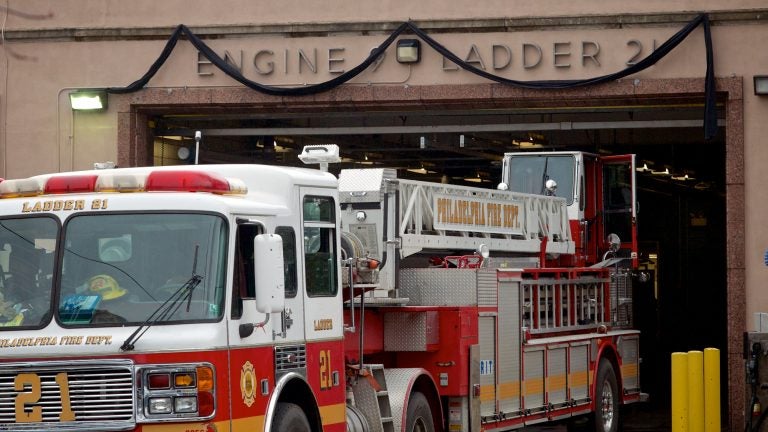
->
636;163;652;173
407;167;434;175
671;173;696;181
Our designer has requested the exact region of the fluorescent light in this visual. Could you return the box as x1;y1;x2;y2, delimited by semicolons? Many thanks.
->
407;167;434;175
69;90;108;110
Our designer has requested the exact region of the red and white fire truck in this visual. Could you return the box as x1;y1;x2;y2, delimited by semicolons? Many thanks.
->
0;144;641;432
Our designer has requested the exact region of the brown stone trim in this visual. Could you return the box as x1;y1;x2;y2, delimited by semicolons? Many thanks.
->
724;76;746;431
117;76;745;428
5;9;768;42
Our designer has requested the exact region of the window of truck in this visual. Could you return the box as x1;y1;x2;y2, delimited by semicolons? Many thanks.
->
508;154;576;205
303;196;337;297
58;213;227;326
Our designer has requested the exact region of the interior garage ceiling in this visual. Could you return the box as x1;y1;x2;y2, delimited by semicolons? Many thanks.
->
151;96;725;193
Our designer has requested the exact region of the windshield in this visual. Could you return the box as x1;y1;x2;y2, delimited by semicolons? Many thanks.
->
57;213;227;326
508;155;576;205
0;217;58;328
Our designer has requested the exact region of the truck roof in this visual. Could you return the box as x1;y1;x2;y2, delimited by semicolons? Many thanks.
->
0;164;338;216
21;164;338;190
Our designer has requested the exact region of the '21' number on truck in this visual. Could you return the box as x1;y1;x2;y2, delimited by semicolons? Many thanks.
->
15;373;75;422
319;350;332;390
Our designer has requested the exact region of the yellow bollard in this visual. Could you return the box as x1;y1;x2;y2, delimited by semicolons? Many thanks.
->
704;348;721;432
672;352;689;432
688;351;704;432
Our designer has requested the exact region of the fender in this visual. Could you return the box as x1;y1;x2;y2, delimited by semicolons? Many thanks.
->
592;336;621;404
383;368;443;432
263;372;321;432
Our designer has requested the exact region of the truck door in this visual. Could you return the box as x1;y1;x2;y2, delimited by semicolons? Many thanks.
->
300;190;344;342
300;190;345;404
600;155;638;267
228;218;306;343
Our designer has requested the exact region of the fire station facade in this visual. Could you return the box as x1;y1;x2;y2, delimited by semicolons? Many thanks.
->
1;1;768;428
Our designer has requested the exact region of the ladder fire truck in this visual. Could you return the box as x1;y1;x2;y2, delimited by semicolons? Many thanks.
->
0;144;641;432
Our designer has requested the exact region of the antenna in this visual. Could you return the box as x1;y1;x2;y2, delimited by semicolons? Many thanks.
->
194;131;202;165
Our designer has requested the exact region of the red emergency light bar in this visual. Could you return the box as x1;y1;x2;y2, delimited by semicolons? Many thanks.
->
0;170;247;198
145;171;231;194
44;174;99;194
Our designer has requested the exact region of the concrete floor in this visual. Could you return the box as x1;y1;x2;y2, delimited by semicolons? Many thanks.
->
522;404;671;432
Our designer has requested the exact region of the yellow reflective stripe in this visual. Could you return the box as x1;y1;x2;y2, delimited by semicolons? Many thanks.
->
145;420;235;432
320;403;346;425
622;363;638;377
479;384;495;402
547;374;566;391
231;415;264;432
497;381;520;399
524;378;544;396
569;370;589;387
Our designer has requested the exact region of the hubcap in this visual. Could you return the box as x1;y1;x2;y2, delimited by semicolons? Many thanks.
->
412;416;427;432
600;380;615;431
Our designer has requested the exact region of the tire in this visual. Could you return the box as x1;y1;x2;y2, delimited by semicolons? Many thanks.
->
592;359;620;432
272;402;311;432
405;391;435;432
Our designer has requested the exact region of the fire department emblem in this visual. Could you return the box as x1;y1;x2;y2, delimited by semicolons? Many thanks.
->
240;361;256;407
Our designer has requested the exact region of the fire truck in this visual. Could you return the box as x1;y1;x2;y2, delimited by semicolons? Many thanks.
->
0;144;642;432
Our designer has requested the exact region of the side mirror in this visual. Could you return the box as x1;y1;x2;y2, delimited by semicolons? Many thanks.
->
606;233;621;252
254;234;285;313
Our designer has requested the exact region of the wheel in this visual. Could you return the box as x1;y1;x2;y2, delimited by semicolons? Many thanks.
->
272;402;311;432
405;391;435;432
593;359;620;432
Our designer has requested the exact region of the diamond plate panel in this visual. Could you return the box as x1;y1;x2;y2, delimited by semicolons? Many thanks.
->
351;372;384;432
339;168;396;203
384;311;438;351
383;368;426;432
399;268;477;306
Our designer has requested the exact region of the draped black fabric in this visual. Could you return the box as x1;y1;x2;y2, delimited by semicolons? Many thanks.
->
107;14;717;140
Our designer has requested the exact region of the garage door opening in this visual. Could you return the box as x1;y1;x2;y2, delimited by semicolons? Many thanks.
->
146;96;728;419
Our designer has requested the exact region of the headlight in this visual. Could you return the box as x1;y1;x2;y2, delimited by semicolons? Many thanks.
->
148;397;172;414
174;396;198;413
137;363;216;422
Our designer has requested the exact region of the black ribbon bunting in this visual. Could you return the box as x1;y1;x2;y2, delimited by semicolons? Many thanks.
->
107;14;717;140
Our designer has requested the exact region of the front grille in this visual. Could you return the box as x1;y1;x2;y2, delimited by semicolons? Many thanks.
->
0;360;134;430
275;345;306;373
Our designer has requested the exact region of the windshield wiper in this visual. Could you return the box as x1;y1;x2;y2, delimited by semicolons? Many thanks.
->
120;245;202;351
